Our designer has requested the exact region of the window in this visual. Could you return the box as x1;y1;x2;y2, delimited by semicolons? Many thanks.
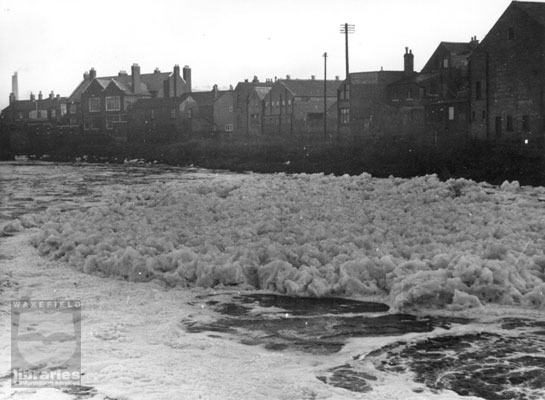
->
471;111;476;121
448;107;455;121
105;96;121;111
345;84;350;100
393;90;399;101
288;99;291;105
508;27;515;40
51;109;56;118
89;98;101;112
407;89;413;100
340;108;349;125
495;116;502;138
150;110;155;120
443;58;449;68
482;110;486;121
69;104;76;114
281;100;285;106
225;124;233;132
106;115;122;129
228;105;233;113
17;112;23;120
475;81;482;100
60;103;67;116
522;115;530;131
506;115;513;131
170;109;176;119
84;117;98;130
188;108;193;119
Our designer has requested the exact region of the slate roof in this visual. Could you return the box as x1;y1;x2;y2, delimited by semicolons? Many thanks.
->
69;71;172;102
280;79;342;97
440;42;473;55
3;97;69;112
190;90;231;107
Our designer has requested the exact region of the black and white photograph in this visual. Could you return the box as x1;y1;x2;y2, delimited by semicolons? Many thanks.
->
1;1;545;399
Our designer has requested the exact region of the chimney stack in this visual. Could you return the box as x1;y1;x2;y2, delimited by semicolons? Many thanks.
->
404;47;414;75
131;63;141;94
9;93;15;104
89;68;96;79
11;72;18;101
154;68;161;74
335;75;339;81
286;74;291;80
183;65;192;92
84;71;90;80
38;91;43;101
49;91;54;99
212;84;219;98
173;65;180;97
252;76;259;83
30;92;35;101
311;75;315;80
469;35;479;49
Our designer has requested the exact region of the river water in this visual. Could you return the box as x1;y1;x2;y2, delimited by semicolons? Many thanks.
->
0;161;544;400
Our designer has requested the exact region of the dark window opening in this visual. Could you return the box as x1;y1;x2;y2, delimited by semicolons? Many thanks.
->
471;111;476;121
482;110;486;121
495;116;502;138
506;115;513;131
522;115;530;131
476;81;482;99
508;27;515;40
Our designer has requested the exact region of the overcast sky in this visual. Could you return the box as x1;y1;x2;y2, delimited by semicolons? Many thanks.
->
0;0;517;110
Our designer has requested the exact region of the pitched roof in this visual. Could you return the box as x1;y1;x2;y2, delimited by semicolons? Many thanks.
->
190;89;231;106
69;71;173;102
3;96;69;112
513;1;545;26
280;79;342;97
440;42;473;55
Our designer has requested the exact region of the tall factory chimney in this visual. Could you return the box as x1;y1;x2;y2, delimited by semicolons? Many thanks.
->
12;72;19;101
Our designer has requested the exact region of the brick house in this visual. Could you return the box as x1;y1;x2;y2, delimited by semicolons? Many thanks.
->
70;64;191;140
263;77;341;136
233;77;274;136
247;86;272;136
469;1;545;150
128;95;200;143
342;41;476;149
190;85;235;135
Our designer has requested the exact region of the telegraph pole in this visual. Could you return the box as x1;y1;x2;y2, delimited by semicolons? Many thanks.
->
323;52;328;139
340;23;355;80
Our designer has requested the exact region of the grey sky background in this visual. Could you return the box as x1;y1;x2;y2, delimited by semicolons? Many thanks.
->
1;0;515;110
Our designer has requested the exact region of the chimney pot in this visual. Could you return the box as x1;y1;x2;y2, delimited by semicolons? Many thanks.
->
311;75;315;80
49;91;54;99
89;68;96;79
38;91;43;100
154;68;160;73
286;74;291;80
335;75;339;81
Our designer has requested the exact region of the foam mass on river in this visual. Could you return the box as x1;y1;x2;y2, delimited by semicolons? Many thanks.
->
8;171;545;312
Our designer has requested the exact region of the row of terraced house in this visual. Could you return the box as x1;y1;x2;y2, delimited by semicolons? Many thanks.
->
2;1;545;153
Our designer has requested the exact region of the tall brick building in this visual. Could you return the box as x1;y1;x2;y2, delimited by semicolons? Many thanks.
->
469;1;545;149
68;64;191;140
